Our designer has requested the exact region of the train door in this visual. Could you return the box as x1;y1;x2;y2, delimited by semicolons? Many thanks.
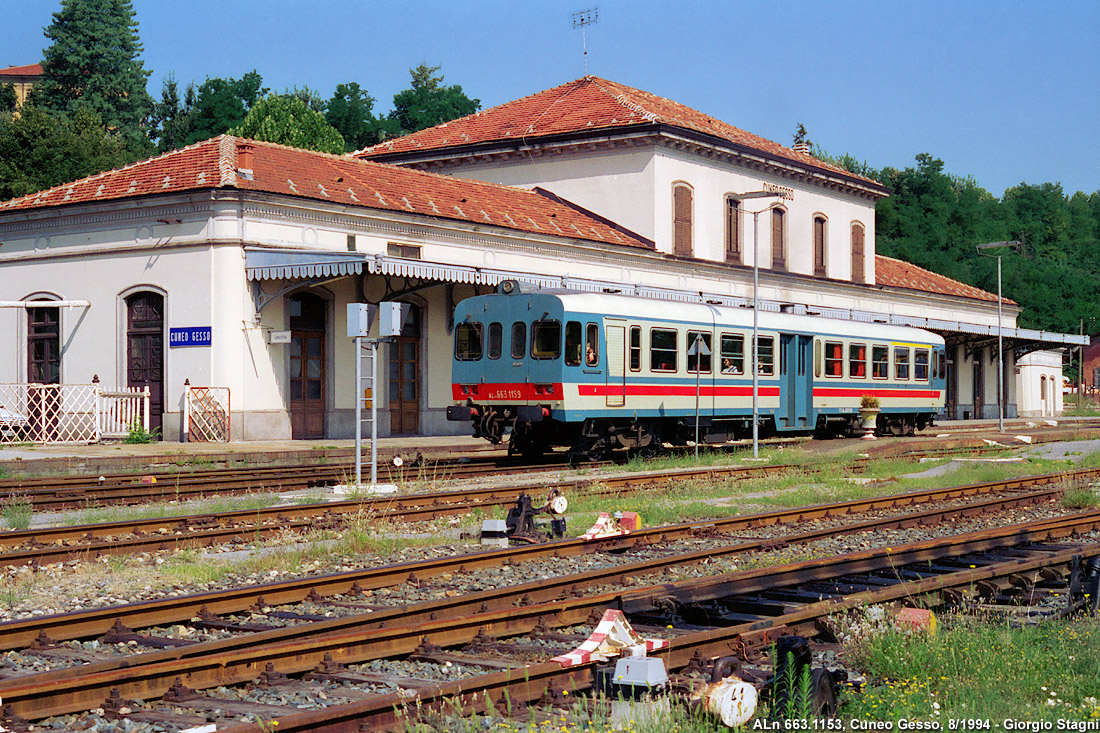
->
605;321;626;407
779;334;812;430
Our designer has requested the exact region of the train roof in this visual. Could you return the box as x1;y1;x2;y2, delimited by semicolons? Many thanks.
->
472;290;945;345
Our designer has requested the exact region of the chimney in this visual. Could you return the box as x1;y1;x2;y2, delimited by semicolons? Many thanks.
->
237;142;254;180
792;141;811;155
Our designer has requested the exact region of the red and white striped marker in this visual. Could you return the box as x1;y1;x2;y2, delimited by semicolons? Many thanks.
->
552;609;669;667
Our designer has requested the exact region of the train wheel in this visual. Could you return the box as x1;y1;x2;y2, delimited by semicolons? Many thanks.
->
567;437;607;466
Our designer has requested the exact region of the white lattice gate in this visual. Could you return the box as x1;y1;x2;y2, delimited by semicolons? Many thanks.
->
99;387;150;439
185;387;231;442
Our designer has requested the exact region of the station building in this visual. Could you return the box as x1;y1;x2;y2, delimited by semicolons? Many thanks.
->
0;76;1084;441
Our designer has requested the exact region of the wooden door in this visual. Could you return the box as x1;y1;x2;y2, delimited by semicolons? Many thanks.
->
289;294;326;439
387;303;421;435
126;292;164;435
388;337;419;434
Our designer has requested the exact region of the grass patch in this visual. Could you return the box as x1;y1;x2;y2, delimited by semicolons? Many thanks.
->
842;614;1100;721
1062;486;1100;509
1;494;32;529
73;493;283;526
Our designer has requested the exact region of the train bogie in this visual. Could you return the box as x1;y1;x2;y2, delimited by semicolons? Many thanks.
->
450;282;946;460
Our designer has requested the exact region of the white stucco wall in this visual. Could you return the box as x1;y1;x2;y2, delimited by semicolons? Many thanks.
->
1017;350;1064;417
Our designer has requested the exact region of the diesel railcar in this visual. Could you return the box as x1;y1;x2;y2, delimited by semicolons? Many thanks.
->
447;282;946;461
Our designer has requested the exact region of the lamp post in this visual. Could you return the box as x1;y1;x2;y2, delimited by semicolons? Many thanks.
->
738;191;783;459
975;240;1020;432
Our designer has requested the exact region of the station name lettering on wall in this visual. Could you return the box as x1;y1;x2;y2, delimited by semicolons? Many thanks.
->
169;327;212;347
762;183;794;201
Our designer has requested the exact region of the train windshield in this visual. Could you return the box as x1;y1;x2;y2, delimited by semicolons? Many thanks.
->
531;320;562;359
454;321;483;360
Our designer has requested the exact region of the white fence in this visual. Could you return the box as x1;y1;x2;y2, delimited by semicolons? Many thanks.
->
0;383;149;444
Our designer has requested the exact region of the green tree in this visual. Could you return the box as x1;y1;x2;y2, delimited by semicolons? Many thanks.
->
184;71;266;146
33;0;153;146
0;84;16;114
326;82;392;152
0;105;128;200
388;64;479;135
230;93;345;154
149;73;195;152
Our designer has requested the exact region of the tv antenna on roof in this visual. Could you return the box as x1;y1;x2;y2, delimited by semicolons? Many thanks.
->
572;8;599;75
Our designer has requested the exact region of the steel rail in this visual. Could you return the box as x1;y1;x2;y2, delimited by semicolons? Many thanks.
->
0;476;1086;651
3;455;1096;571
212;541;1100;733
2;511;1097;723
0;439;1035;512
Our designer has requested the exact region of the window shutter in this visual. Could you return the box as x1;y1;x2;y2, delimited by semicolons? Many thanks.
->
725;197;740;263
814;216;826;277
771;208;785;271
851;223;865;283
673;185;692;257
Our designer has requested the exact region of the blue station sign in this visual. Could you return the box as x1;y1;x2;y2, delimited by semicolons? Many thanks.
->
169;327;212;347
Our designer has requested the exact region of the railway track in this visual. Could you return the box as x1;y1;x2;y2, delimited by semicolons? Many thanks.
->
1;459;1096;570
0;431;1077;512
1;509;1097;728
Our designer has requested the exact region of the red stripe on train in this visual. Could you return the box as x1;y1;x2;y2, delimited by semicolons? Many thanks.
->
813;388;942;399
578;385;782;397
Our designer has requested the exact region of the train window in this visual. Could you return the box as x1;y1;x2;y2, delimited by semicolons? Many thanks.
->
650;328;678;371
894;347;910;380
687;331;712;373
585;323;600;366
850;343;867;378
756;336;774;376
824;341;843;377
915;349;930;381
938;349;947;380
872;345;889;379
564;321;583;366
455;321;483;361
720;334;744;374
531;320;562;360
629;326;641;371
487;322;502;360
511;322;526;359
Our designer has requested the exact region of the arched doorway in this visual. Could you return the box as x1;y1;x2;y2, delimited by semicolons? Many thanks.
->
388;303;421;434
126;292;164;435
289;293;326;439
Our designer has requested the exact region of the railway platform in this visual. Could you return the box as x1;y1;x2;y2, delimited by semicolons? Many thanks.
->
0;416;1094;478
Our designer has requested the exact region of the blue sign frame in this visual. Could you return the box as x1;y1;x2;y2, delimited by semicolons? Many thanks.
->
169;327;212;348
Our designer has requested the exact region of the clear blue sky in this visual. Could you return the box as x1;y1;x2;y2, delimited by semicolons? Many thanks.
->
7;0;1099;196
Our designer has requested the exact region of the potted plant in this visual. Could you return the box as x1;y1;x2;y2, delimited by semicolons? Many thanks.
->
859;394;880;438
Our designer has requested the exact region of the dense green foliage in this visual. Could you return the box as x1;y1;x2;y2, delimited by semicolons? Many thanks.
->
388;64;480;136
0;105;128;200
229;93;345;154
150;71;267;151
0;84;16;114
325;82;390;152
33;0;153;148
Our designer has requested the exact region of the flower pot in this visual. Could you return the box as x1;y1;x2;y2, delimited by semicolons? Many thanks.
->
858;408;879;440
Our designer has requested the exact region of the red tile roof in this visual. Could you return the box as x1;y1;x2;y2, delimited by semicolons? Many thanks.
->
0;135;653;250
357;76;884;191
0;64;43;77
875;255;1013;305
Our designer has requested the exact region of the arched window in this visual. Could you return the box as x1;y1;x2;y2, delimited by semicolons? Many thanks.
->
813;215;827;277
725;196;741;264
771;208;786;271
672;183;693;258
851;222;865;283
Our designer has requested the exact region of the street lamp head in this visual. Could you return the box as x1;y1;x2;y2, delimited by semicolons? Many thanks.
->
976;240;1021;255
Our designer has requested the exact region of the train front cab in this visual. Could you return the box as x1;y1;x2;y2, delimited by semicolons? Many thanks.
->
448;292;576;458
